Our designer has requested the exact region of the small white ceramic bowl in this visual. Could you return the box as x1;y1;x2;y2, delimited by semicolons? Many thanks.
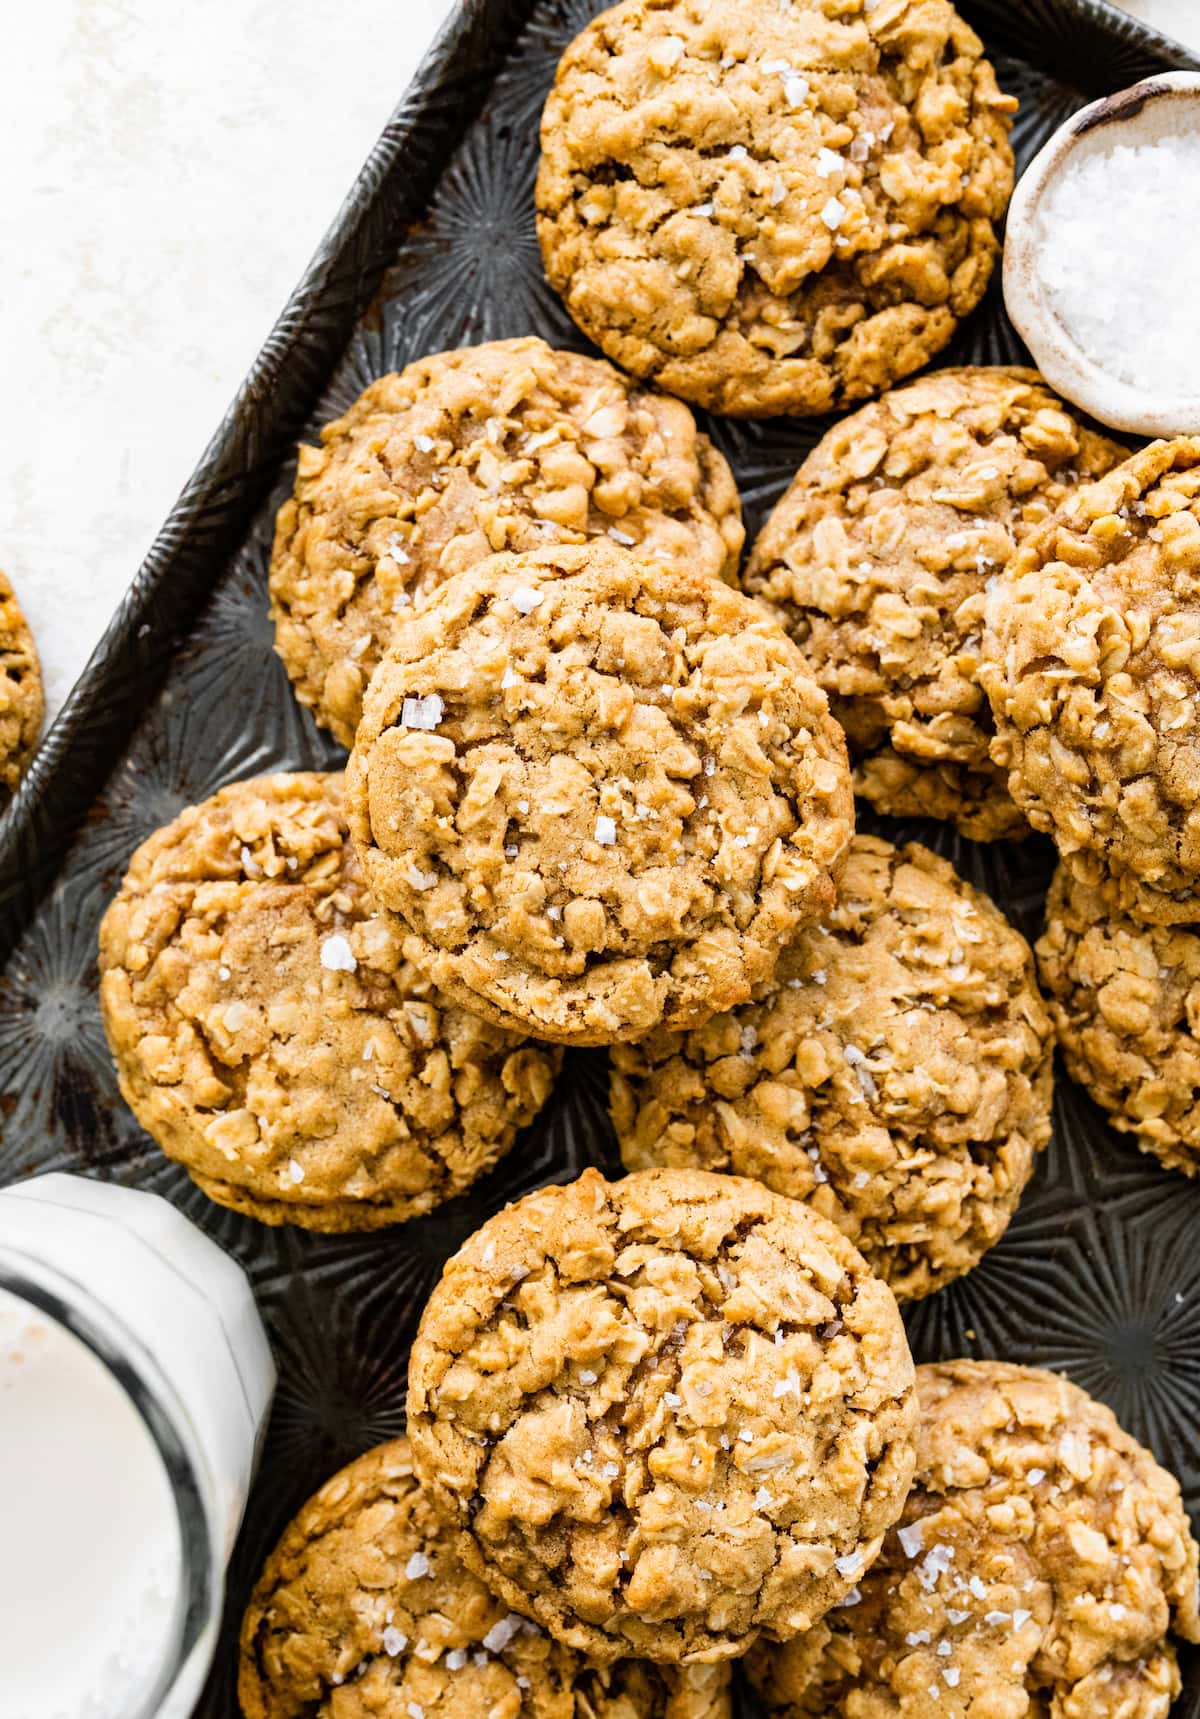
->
1004;71;1200;437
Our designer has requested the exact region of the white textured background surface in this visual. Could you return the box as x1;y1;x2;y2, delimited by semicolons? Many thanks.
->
1;0;1194;730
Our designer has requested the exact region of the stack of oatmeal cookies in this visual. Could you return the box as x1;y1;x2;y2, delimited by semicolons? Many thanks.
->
91;1;1200;1714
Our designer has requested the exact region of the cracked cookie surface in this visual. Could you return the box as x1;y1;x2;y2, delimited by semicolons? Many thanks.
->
98;772;558;1230
0;569;42;797
270;337;744;746
345;541;854;1046
1037;863;1200;1180
611;837;1054;1300
536;0;1015;418
406;1166;918;1664
239;1437;732;1719
742;369;1128;839
747;1360;1200;1719
982;436;1200;923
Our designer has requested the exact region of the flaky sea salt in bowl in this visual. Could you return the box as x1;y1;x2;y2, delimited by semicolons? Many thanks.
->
1004;73;1200;437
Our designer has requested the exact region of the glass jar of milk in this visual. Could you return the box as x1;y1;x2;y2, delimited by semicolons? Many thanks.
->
0;1173;276;1719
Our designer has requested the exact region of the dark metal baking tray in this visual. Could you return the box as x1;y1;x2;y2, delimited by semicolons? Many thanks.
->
1;2;1198;1713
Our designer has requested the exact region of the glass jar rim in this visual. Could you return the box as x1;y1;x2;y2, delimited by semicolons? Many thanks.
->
0;1241;220;1719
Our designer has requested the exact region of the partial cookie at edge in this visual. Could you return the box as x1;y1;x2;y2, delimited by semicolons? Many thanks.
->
0;569;43;797
746;1359;1200;1719
239;1437;732;1719
1037;862;1200;1179
982;435;1200;923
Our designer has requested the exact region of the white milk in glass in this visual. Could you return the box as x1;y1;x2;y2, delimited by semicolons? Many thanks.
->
0;1173;276;1716
0;1288;183;1719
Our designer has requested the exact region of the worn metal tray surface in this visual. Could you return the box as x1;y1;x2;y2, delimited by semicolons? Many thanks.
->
2;1;1199;1713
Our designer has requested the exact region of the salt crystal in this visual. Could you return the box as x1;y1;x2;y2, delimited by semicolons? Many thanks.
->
1035;129;1200;396
320;933;357;972
218;965;231;981
835;1550;864;1577
510;585;544;613
383;1626;407;1656
754;1486;774;1509
943;1669;960;1688
501;664;520;689
728;144;748;162
664;1390;682;1406
968;1576;988;1600
1027;1467;1046;1484
445;1649;468;1670
609;527;636;546
287;1159;304;1183
580;1369;597;1384
1012;1609;1032;1628
482;1615;524;1653
405;1552;430;1580
770;176;787;205
414;435;435;453
595;815;617;845
837;1586;862;1608
651;34;685;70
783;72;809;106
821;197;846;230
817;148;843;177
401;693;444;730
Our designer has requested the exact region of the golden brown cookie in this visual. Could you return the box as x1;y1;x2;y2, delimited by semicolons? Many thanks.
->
611;837;1054;1299
345;541;854;1046
98;772;558;1230
271;339;745;747
535;0;1016;418
0;569;42;796
747;1360;1200;1719
239;1438;732;1719
407;1166;918;1664
742;370;1128;839
1037;863;1200;1179
982;437;1200;923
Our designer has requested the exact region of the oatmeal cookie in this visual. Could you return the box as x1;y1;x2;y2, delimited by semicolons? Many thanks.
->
270;338;744;746
535;0;1016;418
1037;863;1200;1179
611;837;1054;1299
0;569;42;796
742;369;1128;840
98;772;558;1230
239;1437;732;1719
345;541;854;1046
747;1360;1200;1719
407;1166;918;1664
982;436;1200;923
